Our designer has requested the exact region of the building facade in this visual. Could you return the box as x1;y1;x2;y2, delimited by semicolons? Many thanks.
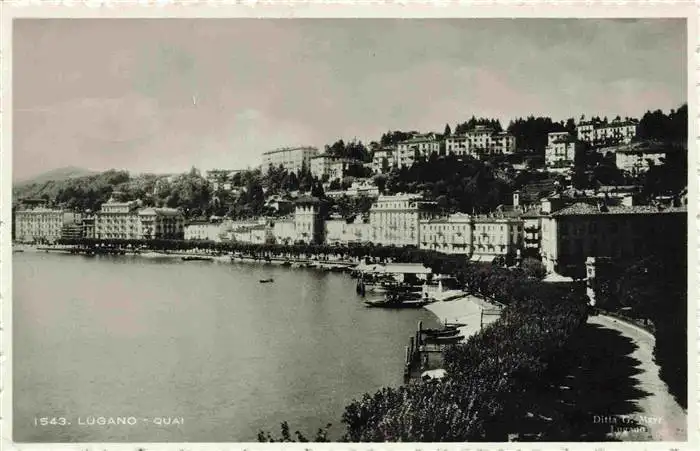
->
396;134;440;168
310;154;354;180
419;214;473;255
372;147;396;173
184;220;226;241
540;203;686;275
369;194;436;247
272;218;296;245
577;119;638;146
95;200;184;240
94;200;141;240
419;213;523;261
139;208;184;240
261;146;319;173
545;132;578;171
14;208;81;243
294;197;324;244
615;149;666;175
325;216;371;245
445;128;516;159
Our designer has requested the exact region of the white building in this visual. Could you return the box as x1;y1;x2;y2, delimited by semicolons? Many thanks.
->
419;213;473;255
445;127;516;159
615;148;666;175
94;200;142;240
577;119;638;146
294;196;324;244
325;181;380;199
396;134;440;168
185;220;226;241
545;132;577;171
419;213;523;261
261;146;319;173
368;194;436;247
372;147;396;173
325;216;371;245
310;154;354;180
272;218;296;245
14;208;81;243
138;208;184;240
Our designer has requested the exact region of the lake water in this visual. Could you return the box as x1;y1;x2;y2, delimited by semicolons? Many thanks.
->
13;251;439;442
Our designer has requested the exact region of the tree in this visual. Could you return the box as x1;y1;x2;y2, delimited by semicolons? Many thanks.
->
521;258;546;280
444;123;452;137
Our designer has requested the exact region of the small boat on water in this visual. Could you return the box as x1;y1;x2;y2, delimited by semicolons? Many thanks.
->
280;261;292;267
182;256;214;262
13;249;24;253
259;278;274;284
364;298;429;309
421;327;460;337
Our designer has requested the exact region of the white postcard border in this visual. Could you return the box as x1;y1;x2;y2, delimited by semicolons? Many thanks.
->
0;1;697;450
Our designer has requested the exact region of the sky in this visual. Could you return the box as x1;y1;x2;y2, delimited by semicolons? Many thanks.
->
13;18;687;181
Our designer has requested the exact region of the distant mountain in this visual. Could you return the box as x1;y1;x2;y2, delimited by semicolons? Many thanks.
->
14;166;99;187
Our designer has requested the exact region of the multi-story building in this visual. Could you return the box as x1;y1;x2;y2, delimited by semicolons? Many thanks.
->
368;194;437;247
94;200;184;240
540;202;686;276
615;148;666;175
14;208;81;243
325;216;371;245
139;208;184;240
492;132;516;155
444;135;471;157
310;154;354;180
294;196;324;244
418;213;523;261
372;147;396;173
232;224;271;245
419;213;473;255
577;119;638;146
396;134;440;168
184;219;226;241
545;132;578;171
95;200;141;240
261;146;319;174
272;217;296;245
445;127;516;159
471;216;523;261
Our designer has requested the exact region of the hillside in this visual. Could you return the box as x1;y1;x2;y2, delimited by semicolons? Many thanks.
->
14;166;98;187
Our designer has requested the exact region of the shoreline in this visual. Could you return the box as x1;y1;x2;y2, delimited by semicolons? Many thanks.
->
422;295;491;343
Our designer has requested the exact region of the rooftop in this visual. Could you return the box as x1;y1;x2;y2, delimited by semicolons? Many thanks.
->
262;146;318;156
551;202;686;217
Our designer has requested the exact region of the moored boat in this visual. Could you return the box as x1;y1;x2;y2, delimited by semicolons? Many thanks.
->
363;298;429;309
259;278;274;283
280;261;292;267
182;255;214;262
421;327;460;337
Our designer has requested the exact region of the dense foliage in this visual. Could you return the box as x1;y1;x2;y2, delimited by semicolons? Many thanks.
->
506;116;571;153
339;273;588;441
635;104;688;144
454;116;503;134
592;250;687;408
384;154;511;214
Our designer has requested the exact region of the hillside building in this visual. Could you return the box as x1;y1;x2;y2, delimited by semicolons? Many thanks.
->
261;146;319;174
